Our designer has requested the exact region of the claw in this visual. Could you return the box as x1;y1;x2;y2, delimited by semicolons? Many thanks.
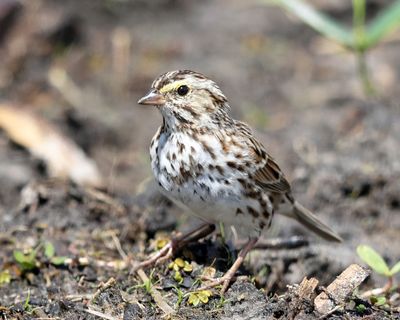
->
200;275;214;282
155;245;174;265
130;242;173;273
196;237;258;294
132;223;215;274
197;275;237;294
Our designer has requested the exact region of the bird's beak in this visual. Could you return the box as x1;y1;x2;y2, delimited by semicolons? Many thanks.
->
137;90;166;106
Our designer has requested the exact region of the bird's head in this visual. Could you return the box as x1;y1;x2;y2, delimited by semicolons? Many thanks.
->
138;70;229;128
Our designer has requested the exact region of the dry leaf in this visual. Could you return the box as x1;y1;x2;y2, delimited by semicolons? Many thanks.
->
0;104;103;187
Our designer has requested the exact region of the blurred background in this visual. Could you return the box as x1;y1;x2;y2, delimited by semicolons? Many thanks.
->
0;0;400;316
0;0;399;191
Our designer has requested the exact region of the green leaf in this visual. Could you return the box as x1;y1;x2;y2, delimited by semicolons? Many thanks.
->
390;261;400;275
23;290;31;311
183;261;193;273
366;0;400;48
375;296;386;306
44;242;55;259
144;278;152;293
50;256;67;266
174;270;183;283
370;295;386;306
197;290;212;304
188;293;200;306
357;245;390;276
198;293;209;304
356;303;366;313
13;250;25;263
0;270;11;285
265;0;353;47
13;250;37;271
174;258;185;268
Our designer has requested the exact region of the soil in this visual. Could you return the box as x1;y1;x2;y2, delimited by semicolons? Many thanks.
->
0;0;400;319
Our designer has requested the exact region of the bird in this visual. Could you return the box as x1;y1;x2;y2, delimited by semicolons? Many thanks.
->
136;69;342;293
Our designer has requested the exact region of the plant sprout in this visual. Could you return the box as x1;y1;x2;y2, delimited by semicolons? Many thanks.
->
187;290;213;306
263;0;400;96
13;241;68;272
357;245;400;291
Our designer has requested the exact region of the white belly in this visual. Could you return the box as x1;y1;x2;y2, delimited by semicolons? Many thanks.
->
150;129;273;237
159;180;264;238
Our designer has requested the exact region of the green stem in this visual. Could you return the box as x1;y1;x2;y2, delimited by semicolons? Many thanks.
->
356;51;376;96
353;0;367;50
219;221;226;243
383;275;393;293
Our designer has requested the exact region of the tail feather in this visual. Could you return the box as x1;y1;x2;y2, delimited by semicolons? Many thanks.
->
287;200;342;242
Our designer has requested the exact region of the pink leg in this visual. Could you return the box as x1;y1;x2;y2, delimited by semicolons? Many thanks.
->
197;237;258;294
132;223;215;272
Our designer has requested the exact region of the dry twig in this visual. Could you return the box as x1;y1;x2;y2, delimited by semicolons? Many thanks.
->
0;104;103;187
92;277;117;302
136;268;174;316
314;264;370;314
298;277;319;299
83;308;120;320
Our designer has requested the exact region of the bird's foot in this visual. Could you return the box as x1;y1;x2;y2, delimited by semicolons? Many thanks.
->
131;223;215;273
198;272;237;294
196;237;258;294
131;241;174;273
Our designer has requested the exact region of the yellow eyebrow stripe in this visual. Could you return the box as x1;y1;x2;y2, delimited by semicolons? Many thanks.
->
159;80;187;94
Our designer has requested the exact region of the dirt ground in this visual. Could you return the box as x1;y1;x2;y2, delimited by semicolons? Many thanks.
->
0;0;400;319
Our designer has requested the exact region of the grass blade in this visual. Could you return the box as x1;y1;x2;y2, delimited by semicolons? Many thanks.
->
353;0;368;50
357;245;390;276
266;0;353;47
44;242;55;259
390;261;400;275
366;0;400;48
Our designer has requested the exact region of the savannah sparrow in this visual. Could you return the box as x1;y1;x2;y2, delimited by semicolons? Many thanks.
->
137;70;341;293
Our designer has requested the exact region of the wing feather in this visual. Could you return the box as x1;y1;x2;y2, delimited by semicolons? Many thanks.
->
234;120;291;194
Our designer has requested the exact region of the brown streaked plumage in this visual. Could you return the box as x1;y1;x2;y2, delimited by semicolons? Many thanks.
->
136;69;342;293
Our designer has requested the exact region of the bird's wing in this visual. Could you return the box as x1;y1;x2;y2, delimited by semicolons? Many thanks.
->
250;137;291;193
235;120;291;194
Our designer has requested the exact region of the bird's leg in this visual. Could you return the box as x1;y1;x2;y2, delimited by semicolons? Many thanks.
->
198;237;258;294
132;223;215;272
235;236;308;250
157;223;215;264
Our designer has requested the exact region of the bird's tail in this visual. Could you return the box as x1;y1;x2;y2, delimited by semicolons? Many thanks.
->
280;195;342;242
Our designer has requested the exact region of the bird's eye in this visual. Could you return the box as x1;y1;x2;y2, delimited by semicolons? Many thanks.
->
177;85;189;96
